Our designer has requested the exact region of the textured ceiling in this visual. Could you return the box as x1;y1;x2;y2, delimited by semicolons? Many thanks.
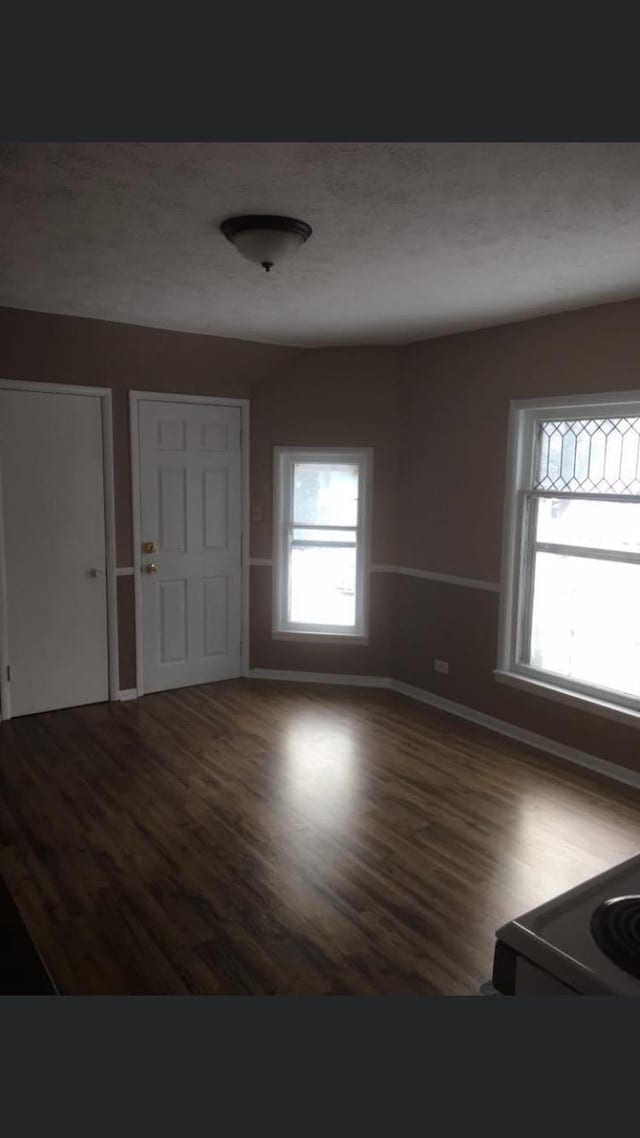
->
2;142;640;347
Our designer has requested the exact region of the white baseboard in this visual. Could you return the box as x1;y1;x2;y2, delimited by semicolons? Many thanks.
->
247;668;392;688
390;679;640;792
118;688;139;701
245;667;640;791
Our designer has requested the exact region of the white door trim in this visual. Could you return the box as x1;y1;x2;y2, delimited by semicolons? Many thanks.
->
129;390;250;696
0;378;119;719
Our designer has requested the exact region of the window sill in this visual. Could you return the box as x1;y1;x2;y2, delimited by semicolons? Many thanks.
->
272;630;369;646
494;669;640;729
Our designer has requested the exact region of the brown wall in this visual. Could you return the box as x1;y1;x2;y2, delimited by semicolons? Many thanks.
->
249;346;402;675
3;299;639;774
395;298;640;772
0;307;298;688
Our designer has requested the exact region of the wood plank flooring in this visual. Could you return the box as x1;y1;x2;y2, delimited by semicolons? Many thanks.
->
1;679;640;994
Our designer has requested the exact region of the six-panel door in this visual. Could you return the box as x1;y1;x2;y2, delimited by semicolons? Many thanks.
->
138;400;242;693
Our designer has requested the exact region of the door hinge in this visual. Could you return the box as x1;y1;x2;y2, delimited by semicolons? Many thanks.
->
5;665;11;682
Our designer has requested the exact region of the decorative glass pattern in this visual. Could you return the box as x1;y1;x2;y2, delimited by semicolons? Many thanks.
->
534;417;640;495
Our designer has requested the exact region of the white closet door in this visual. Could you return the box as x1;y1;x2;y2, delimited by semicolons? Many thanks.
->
0;388;109;718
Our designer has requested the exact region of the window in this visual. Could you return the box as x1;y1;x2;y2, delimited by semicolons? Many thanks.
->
273;448;372;639
498;393;640;721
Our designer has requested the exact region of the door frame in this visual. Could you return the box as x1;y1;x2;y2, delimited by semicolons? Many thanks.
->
0;378;119;721
129;390;250;696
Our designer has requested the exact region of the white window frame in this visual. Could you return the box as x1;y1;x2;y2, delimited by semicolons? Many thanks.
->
272;446;373;642
496;389;640;728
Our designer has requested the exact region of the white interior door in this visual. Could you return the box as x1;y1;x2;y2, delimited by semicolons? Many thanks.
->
0;387;110;718
137;399;242;693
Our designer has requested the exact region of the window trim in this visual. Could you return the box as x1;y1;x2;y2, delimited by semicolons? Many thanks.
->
272;446;373;641
497;389;640;726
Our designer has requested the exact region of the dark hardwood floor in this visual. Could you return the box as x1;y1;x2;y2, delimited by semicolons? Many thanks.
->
1;679;639;994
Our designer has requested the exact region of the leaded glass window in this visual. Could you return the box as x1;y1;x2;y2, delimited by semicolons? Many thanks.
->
499;397;640;717
535;417;640;495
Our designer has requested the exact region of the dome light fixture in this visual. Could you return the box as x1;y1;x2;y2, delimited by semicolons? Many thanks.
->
220;214;312;273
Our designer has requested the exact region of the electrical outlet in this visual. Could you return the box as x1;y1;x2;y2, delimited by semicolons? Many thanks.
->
434;659;449;675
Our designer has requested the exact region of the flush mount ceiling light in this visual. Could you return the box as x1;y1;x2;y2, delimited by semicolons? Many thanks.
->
220;215;312;273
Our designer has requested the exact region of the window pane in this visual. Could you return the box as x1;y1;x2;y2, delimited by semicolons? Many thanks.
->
292;527;356;546
527;551;640;698
289;544;356;627
534;417;640;494
293;463;359;526
535;497;640;555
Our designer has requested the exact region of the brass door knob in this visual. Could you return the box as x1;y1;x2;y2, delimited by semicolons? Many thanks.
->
144;563;158;574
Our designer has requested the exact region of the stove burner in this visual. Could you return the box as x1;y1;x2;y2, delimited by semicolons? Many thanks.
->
590;895;640;978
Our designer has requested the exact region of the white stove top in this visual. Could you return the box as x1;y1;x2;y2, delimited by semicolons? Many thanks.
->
496;853;640;995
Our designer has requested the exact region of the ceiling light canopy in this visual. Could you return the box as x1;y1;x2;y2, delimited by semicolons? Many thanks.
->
220;215;312;273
